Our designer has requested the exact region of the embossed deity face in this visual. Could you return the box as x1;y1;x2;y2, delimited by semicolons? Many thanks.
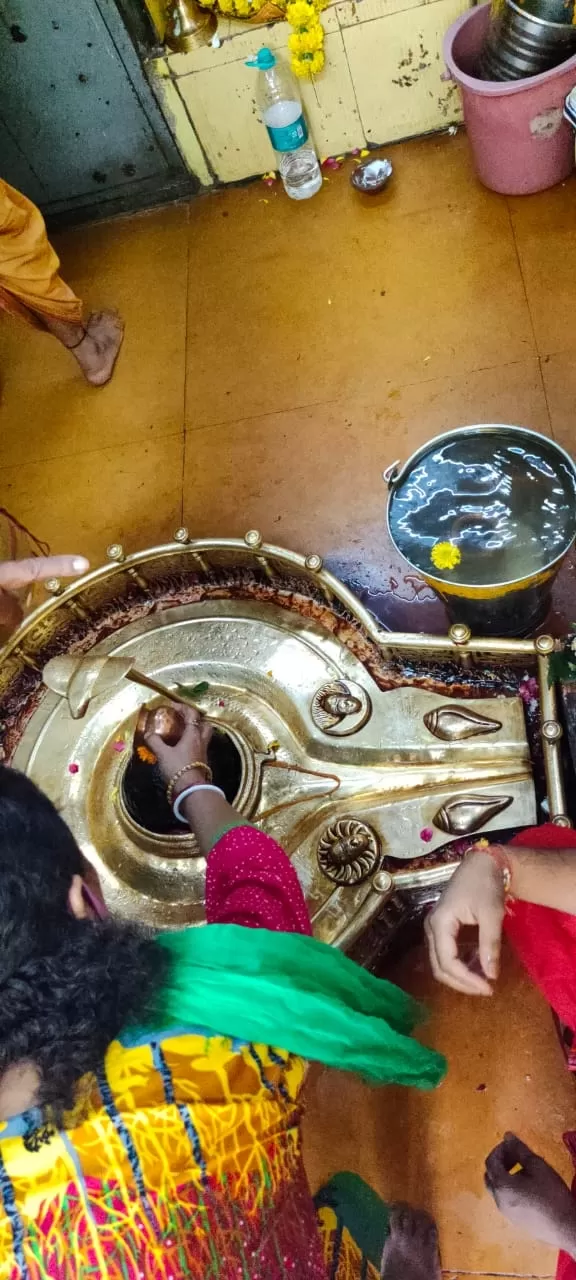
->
323;693;362;718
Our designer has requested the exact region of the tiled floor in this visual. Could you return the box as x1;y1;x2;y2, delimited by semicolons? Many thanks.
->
4;131;576;628
2;129;576;1275
303;939;576;1276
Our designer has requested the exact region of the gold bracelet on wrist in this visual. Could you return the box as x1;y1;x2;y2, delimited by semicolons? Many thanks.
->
166;761;212;806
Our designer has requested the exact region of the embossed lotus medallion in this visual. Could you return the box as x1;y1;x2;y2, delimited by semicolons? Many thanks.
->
317;818;381;885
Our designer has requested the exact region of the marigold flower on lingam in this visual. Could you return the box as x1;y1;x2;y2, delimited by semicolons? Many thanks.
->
430;540;461;571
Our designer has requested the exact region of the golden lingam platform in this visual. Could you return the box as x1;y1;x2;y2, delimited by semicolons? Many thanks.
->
0;532;570;959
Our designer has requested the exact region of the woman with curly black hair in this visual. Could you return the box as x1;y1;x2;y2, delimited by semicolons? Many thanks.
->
0;707;445;1280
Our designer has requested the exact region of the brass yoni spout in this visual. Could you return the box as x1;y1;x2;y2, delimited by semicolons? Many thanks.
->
42;655;203;720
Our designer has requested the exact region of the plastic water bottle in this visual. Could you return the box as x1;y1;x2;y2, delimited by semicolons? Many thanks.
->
247;47;322;201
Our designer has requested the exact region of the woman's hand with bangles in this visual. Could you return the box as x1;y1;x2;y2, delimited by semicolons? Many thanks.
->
144;704;213;790
425;849;507;996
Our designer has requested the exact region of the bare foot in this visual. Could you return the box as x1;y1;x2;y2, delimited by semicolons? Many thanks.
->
381;1205;441;1280
72;310;124;386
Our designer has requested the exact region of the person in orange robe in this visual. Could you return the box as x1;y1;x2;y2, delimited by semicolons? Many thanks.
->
0;179;123;385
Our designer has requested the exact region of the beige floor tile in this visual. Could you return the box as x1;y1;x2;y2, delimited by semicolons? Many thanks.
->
186;163;534;429
183;359;550;559
176;21;361;183
0;204;189;467
0;434;184;565
509;179;576;358
303;942;575;1276
342;0;465;144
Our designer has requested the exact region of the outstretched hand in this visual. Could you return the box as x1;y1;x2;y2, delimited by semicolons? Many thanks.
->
144;703;213;787
485;1133;576;1255
425;850;506;996
0;555;90;633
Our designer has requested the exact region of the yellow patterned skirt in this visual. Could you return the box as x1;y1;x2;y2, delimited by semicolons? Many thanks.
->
0;1029;382;1279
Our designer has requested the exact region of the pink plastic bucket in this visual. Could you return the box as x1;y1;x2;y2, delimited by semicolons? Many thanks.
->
444;4;576;194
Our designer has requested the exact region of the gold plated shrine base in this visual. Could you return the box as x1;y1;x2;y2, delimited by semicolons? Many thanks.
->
0;532;568;951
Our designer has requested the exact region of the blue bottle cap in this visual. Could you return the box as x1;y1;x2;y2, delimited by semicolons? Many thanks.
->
246;47;276;69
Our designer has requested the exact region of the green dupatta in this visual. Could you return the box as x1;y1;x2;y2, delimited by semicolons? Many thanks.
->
137;924;446;1090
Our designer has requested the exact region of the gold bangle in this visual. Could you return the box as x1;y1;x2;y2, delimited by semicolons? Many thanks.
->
166;761;212;806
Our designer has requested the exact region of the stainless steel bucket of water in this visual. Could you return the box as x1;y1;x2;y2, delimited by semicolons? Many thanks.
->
479;0;576;80
384;425;576;637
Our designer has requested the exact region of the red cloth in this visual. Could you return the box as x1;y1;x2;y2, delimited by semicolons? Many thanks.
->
506;824;576;1031
205;825;313;936
505;824;576;1280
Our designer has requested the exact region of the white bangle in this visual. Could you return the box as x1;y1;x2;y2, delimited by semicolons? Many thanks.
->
173;783;226;825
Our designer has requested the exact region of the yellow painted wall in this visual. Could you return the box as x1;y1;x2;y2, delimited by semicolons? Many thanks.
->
148;0;470;186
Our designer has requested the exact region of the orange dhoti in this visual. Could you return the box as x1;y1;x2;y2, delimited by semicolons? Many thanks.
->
0;179;83;330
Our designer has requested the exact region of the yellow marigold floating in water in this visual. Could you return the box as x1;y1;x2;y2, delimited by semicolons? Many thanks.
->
430;540;462;571
137;744;157;765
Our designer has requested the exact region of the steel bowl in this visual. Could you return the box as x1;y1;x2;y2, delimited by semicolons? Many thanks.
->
351;157;393;194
